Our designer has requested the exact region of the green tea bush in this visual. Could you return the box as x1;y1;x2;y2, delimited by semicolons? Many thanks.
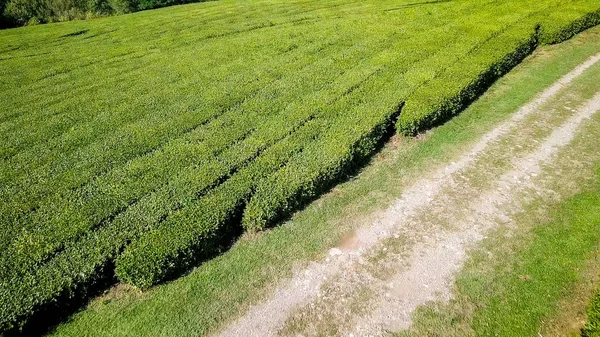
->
115;119;326;288
242;104;401;231
396;4;600;136
396;24;538;135
538;5;600;44
1;0;600;334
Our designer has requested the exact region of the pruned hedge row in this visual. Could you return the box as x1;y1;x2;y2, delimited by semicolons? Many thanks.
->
0;17;405;331
538;3;600;44
115;119;326;288
0;117;325;332
1;111;251;278
396;24;538;135
242;102;401;231
2;0;600;335
0;24;373;283
0;102;327;331
114;0;600;294
0;17;360;253
396;3;600;136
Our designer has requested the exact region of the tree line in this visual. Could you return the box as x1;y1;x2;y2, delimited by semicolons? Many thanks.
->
0;0;203;28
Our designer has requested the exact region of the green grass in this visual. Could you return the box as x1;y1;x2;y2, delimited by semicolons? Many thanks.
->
399;154;600;337
45;24;600;337
393;58;600;337
2;0;600;333
399;175;600;337
471;184;600;337
584;291;600;337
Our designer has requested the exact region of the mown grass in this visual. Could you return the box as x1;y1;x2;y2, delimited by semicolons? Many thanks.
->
1;0;600;333
396;57;600;337
473;181;600;337
584;291;600;337
400;174;600;337
46;24;600;337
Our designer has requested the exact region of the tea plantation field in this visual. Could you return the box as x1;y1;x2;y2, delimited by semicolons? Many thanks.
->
1;0;599;334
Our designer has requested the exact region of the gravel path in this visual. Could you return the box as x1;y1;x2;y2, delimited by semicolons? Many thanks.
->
215;52;600;337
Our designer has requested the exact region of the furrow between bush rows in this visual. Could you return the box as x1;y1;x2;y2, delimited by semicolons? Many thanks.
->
0;118;326;332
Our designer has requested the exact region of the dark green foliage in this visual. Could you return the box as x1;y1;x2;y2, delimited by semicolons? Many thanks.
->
0;0;208;27
0;0;7;15
2;0;102;26
134;0;179;11
89;0;111;13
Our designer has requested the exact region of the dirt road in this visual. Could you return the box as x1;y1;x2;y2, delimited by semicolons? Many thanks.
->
215;53;600;337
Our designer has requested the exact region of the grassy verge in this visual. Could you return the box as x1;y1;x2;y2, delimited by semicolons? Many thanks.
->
395;61;600;337
399;165;600;337
583;291;600;336
48;25;600;337
472;175;600;337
